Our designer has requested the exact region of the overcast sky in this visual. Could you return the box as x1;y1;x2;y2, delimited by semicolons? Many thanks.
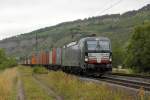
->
0;0;150;40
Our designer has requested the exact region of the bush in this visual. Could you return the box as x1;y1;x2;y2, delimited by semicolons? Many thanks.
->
0;49;17;70
124;23;150;72
33;66;48;74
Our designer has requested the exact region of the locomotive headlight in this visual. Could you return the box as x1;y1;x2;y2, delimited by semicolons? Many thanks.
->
109;57;112;62
85;56;88;62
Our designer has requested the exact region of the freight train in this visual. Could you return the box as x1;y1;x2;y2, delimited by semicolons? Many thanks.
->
21;37;112;76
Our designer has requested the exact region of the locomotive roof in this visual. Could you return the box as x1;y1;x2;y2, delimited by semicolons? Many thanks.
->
64;37;110;48
80;37;110;41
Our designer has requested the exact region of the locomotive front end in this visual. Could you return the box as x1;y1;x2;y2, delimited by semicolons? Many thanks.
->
84;37;112;75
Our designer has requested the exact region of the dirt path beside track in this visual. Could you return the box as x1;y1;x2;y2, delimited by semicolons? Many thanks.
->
33;74;64;100
17;73;25;100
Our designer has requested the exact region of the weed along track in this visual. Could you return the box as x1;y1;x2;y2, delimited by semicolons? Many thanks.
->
18;66;54;100
32;74;64;100
0;68;18;100
16;66;150;100
79;73;150;98
17;72;25;100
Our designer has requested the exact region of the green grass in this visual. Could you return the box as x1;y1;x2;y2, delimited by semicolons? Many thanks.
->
113;68;150;76
0;67;17;100
18;66;150;100
33;66;49;74
112;68;134;74
18;66;53;100
35;71;150;100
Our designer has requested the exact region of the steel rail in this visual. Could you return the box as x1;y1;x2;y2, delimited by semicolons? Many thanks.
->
79;73;150;91
111;73;150;79
100;75;150;91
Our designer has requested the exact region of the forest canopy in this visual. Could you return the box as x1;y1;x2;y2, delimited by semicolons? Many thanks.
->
125;23;150;72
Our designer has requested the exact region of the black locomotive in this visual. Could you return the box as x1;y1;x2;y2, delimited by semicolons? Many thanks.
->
62;37;112;76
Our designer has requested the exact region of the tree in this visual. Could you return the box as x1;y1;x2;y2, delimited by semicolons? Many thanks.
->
0;49;17;69
0;49;7;63
112;47;125;67
125;23;150;72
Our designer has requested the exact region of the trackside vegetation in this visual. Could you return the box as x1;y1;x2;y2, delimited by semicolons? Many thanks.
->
18;66;53;100
32;67;150;100
33;66;49;74
124;23;150;72
0;68;17;100
0;49;17;70
0;66;149;100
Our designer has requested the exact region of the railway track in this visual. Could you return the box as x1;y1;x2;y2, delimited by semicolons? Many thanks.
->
111;73;150;79
82;73;150;92
46;66;150;92
101;75;150;91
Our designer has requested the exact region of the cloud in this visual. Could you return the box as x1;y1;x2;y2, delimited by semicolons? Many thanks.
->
0;0;150;40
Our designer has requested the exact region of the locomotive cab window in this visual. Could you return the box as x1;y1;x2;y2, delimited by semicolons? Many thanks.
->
86;40;110;51
86;40;97;50
99;40;110;51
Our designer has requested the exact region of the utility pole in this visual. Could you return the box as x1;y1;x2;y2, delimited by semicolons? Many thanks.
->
35;33;38;52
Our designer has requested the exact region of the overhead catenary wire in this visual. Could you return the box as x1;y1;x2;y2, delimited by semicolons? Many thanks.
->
98;0;123;15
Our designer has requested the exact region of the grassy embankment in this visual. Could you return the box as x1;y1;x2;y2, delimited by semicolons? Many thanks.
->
33;67;150;100
0;66;53;100
0;66;149;100
18;66;53;100
0;68;17;100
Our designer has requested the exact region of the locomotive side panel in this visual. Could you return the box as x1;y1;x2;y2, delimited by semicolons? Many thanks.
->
62;46;80;67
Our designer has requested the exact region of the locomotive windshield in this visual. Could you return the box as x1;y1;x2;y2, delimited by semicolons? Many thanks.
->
86;40;110;51
86;40;97;50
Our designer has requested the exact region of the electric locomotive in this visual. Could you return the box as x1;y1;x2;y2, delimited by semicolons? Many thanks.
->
62;37;112;75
